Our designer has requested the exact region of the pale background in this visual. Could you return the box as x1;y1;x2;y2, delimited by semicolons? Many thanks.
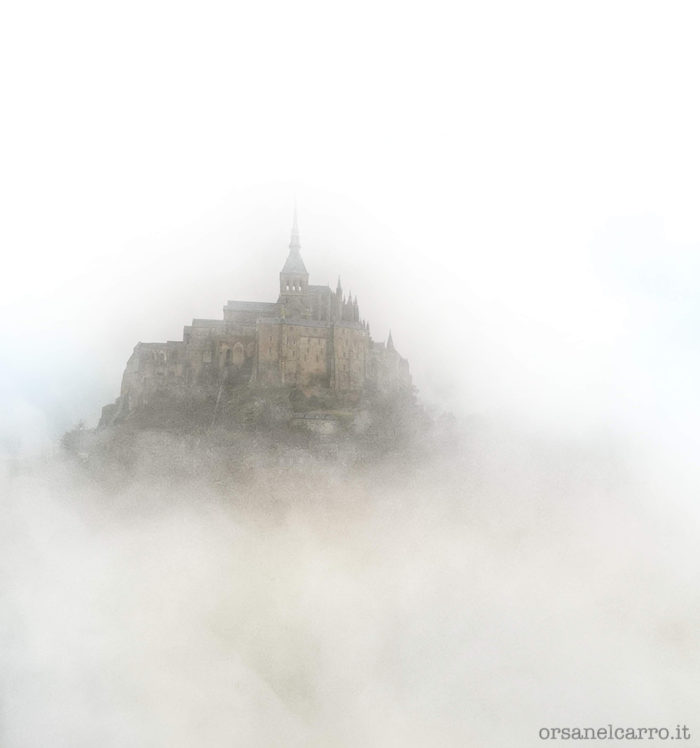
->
1;3;699;745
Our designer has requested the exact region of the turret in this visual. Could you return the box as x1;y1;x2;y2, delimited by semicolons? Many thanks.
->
334;277;343;320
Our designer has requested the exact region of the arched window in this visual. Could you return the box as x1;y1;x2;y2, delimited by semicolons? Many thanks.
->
232;342;245;366
225;348;232;364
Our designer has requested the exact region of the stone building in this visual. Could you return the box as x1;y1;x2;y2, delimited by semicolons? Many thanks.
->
101;212;411;426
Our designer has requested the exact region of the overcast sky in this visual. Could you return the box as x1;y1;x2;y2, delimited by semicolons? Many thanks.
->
2;1;700;456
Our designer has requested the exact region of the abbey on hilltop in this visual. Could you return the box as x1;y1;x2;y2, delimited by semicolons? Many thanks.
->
100;211;411;428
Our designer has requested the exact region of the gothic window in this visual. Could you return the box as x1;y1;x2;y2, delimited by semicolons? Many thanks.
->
231;342;245;367
225;348;232;364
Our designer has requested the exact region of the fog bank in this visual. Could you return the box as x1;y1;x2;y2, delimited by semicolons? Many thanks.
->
2;421;697;747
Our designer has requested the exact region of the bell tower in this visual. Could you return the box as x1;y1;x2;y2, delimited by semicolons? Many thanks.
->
279;205;310;319
279;205;309;297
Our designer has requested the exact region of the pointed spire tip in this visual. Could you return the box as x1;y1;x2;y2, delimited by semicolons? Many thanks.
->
289;201;301;252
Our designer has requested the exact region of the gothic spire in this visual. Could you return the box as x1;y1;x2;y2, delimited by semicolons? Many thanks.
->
387;330;395;351
289;201;301;252
281;201;307;275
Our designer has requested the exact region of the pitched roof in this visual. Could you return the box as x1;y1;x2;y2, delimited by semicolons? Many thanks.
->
281;249;308;275
225;300;278;311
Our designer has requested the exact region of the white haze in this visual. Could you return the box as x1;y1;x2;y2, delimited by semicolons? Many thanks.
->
2;1;700;745
2;429;698;747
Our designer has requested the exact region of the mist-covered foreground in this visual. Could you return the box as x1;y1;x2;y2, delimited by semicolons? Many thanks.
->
1;422;698;747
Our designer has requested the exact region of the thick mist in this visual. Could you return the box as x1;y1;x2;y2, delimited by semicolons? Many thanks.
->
3;2;700;745
2;416;698;746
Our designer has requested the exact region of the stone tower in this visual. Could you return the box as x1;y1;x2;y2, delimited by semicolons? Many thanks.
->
279;206;309;319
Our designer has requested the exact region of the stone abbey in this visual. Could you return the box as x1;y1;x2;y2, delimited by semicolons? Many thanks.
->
100;212;411;426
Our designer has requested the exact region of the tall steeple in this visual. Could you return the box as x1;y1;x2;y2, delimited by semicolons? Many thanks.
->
281;203;308;276
280;203;308;298
289;200;301;252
